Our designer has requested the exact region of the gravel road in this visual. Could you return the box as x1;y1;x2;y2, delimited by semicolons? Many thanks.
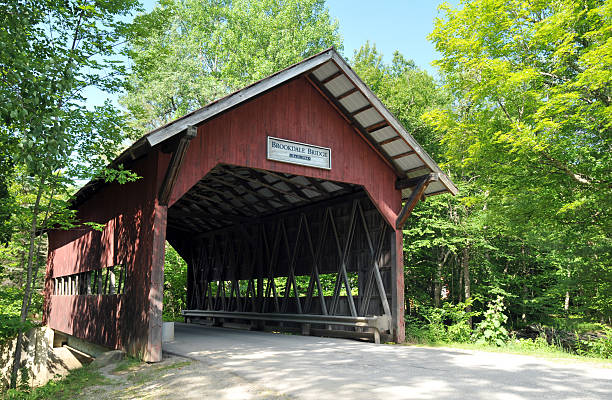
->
163;323;612;400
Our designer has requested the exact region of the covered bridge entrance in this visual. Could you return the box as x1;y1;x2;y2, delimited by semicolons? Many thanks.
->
44;48;457;362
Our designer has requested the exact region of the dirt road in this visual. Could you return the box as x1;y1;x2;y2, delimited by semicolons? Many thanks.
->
161;323;611;400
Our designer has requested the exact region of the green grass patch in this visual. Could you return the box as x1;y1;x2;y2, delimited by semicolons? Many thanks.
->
1;366;108;400
403;339;612;366
155;360;191;373
112;356;142;373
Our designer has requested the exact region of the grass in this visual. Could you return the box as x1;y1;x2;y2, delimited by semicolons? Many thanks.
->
112;356;142;373
1;365;108;400
403;339;612;366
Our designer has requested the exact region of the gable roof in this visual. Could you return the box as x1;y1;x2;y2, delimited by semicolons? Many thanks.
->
74;48;456;207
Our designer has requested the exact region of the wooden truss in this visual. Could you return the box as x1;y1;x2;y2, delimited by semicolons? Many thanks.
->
170;190;394;338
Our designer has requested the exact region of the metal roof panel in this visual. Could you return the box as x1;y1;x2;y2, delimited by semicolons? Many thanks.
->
325;74;353;97
395;154;423;170
354;108;384;127
381;139;411;156
312;61;339;81
339;92;369;113
370;126;397;142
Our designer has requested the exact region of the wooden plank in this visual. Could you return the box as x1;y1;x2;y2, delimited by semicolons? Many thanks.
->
336;87;358;100
350;104;374;116
378;136;402;146
365;121;388;133
158;126;197;205
320;70;343;85
392;150;416;160
395;173;437;230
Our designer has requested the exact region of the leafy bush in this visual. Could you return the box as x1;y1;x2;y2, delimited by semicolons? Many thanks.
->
163;244;188;321
511;334;551;351
0;287;36;344
473;295;509;346
406;299;477;344
576;329;612;359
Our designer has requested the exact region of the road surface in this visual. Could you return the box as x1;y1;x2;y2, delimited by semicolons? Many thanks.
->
163;323;611;400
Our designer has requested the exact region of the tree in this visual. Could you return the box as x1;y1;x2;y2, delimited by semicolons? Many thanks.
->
122;0;342;132
427;0;611;320
0;0;139;387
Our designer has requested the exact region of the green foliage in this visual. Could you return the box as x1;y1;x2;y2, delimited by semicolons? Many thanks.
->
1;0;141;388
406;300;478;344
163;244;188;321
427;0;612;321
0;288;35;343
576;329;612;359
473;295;509;346
100;166;141;185
123;0;342;132
1;365;107;399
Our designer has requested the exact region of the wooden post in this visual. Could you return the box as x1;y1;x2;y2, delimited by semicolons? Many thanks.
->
145;201;167;362
391;228;405;343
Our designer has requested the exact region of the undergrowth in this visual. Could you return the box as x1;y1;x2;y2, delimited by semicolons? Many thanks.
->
1;366;107;400
405;295;612;360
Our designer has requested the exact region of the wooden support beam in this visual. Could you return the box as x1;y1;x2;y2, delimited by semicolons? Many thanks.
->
221;166;307;203
378;136;401;146
395;173;437;230
392;150;416;160
159;125;197;206
395;173;438;190
336;87;359;100
365;121;388;133
320;70;343;84
350;104;374;116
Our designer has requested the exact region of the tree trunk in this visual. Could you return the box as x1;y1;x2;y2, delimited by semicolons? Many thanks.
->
10;179;44;389
462;245;471;328
458;258;463;303
434;254;441;308
434;249;450;308
564;270;571;316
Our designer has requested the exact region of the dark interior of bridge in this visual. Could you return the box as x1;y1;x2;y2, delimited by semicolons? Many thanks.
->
164;164;395;341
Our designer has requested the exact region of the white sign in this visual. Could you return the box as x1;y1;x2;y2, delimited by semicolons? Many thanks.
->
267;136;331;170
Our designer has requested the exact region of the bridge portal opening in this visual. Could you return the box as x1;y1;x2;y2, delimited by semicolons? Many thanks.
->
165;164;395;342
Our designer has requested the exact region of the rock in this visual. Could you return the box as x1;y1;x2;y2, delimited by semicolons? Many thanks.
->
91;350;126;368
162;322;175;343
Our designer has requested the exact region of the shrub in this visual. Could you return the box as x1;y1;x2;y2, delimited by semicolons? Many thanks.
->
406;299;477;344
0;287;36;344
473;295;509;346
576;329;612;359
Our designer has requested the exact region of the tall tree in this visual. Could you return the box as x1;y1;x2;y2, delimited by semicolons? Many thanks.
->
0;0;139;387
122;0;342;132
427;0;611;320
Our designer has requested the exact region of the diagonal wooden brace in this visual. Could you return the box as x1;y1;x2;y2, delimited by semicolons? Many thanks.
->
395;173;438;230
159;125;198;205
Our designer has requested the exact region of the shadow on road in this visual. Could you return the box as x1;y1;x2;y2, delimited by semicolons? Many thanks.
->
164;323;611;400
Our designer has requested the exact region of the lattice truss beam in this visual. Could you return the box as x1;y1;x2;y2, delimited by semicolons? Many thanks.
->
168;186;394;321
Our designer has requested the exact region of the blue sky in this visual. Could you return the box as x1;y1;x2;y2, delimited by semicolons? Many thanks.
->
88;0;455;108
326;0;455;73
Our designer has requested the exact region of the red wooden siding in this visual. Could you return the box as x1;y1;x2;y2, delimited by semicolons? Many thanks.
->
168;77;402;226
44;152;167;360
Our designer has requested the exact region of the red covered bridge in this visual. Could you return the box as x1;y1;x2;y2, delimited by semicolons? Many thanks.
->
44;48;457;362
